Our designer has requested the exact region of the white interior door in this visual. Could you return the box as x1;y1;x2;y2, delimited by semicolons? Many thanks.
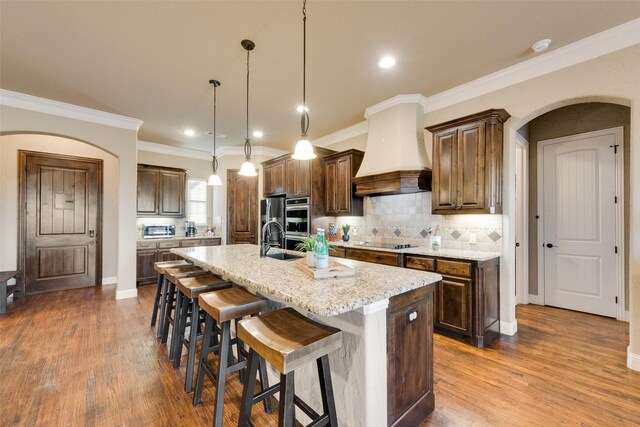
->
515;142;527;305
542;130;617;317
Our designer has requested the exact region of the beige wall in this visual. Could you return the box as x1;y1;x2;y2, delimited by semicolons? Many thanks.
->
526;103;631;311
0;134;120;280
0;105;139;298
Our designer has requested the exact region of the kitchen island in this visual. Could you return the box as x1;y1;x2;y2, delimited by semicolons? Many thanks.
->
172;244;442;427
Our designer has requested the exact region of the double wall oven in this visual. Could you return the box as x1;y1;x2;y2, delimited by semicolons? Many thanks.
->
284;197;310;250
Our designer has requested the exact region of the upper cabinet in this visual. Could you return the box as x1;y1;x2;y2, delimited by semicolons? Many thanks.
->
286;157;310;198
263;157;286;196
426;109;510;214
323;149;364;216
137;164;186;217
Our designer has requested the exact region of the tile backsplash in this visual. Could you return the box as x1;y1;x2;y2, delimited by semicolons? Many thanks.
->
330;192;502;252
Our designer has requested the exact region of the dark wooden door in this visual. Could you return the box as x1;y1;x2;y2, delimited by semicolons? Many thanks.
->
432;130;458;212
436;276;472;336
336;156;351;212
286;158;310;198
457;121;486;210
324;159;337;214
21;151;102;294
137;169;158;215
136;250;157;283
227;169;258;244
158;170;185;216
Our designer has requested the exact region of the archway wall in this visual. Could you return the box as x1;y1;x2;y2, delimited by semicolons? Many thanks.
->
0;105;139;298
422;44;640;358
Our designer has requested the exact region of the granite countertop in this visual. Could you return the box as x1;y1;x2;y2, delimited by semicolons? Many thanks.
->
137;235;221;242
171;244;441;317
330;241;500;262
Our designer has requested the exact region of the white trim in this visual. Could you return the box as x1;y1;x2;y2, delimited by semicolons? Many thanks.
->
515;134;529;306
527;294;541;305
216;145;287;159
0;89;143;131
115;288;138;300
623;311;630;322
361;298;389;315
500;319;518;336
363;94;428;119
137;140;211;160
627;346;640;371
424;18;640;113
102;276;117;285
312;121;368;148
537;127;625;320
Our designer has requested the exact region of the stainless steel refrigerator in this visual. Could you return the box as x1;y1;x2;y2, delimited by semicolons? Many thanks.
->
260;197;285;248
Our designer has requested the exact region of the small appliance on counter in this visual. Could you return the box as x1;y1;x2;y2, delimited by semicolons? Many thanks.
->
185;221;197;237
143;225;176;239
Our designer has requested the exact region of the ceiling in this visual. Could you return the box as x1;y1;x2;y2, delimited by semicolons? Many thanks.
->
2;1;640;153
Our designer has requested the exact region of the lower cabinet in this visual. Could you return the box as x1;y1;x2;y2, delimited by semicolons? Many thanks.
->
344;248;402;267
437;276;472;336
136;237;221;285
387;285;435;426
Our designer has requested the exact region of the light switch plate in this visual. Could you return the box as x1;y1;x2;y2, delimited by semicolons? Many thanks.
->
469;232;477;243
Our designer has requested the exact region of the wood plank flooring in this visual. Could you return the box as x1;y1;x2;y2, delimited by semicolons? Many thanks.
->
1;284;639;426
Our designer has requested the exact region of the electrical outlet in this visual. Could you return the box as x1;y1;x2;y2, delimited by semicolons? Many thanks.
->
352;227;358;236
469;232;477;243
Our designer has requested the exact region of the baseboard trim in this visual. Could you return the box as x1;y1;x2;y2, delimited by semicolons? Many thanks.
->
115;288;138;300
528;294;541;305
622;310;630;322
627;346;640;371
500;319;518;336
102;276;117;285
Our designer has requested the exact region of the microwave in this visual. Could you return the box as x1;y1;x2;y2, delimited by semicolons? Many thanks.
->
285;197;310;236
143;225;176;239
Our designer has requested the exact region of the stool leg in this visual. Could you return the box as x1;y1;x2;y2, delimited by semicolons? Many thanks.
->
172;290;188;364
193;314;214;407
257;356;273;414
317;355;338;426
0;280;7;315
238;349;260;427
213;321;231;427
279;372;296;427
184;297;200;393
161;282;175;345
157;276;168;337
235;319;246;383
150;273;163;327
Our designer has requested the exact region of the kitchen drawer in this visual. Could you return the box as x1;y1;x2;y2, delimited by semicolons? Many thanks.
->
346;248;400;267
157;240;180;249
137;241;157;250
405;255;436;272
331;247;346;258
436;259;472;278
180;239;203;247
200;238;221;246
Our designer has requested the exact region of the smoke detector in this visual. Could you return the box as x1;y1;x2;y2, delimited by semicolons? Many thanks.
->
531;39;551;53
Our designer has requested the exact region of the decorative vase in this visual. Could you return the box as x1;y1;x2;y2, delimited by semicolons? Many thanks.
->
342;234;350;242
306;251;316;268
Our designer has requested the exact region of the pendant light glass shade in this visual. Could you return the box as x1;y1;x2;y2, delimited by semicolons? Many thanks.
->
238;39;258;177
208;173;223;186
292;0;316;160
292;138;316;160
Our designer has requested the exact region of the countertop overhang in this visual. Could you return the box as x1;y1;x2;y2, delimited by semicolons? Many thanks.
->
171;244;441;316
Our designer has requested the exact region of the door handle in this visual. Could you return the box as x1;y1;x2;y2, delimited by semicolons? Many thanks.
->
89;230;95;237
546;243;557;248
515;242;520;247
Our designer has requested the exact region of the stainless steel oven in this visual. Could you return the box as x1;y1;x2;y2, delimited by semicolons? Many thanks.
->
285;197;310;237
285;234;307;251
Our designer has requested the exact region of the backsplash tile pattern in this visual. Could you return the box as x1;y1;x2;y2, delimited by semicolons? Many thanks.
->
331;192;502;252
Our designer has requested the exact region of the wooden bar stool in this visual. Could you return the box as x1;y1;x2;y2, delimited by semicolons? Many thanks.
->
237;307;342;427
173;274;232;393
151;260;191;335
193;287;273;427
161;265;209;352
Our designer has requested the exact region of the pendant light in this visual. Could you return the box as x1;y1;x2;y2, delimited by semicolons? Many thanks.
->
238;39;258;177
292;0;317;160
207;79;223;186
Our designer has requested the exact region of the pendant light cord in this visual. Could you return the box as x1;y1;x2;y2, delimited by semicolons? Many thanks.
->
300;0;309;138
212;83;218;172
244;47;252;160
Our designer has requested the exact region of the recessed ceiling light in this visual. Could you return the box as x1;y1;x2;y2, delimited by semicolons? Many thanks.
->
183;129;196;137
531;39;551;53
205;131;226;139
378;56;396;69
296;105;309;113
253;130;263;138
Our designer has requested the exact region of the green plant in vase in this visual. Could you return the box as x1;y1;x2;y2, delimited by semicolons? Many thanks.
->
341;224;351;242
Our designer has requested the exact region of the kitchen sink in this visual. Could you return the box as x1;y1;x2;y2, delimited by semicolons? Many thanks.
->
265;252;302;261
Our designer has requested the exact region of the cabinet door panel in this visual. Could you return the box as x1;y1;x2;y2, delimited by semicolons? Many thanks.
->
136;250;157;283
346;248;400;266
296;159;310;197
458;122;485;210
263;164;274;196
157;250;179;262
336;157;351;212
272;161;286;195
159;171;185;216
137;170;159;215
432;131;457;212
286;158;296;196
437;276;472;336
324;160;337;214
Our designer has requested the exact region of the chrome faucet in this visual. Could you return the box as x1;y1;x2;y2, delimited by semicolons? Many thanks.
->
260;219;284;257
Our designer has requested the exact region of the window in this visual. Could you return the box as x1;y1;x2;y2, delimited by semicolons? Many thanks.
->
187;178;207;225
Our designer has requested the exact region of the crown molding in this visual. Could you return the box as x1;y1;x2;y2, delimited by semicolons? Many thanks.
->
0;89;143;131
137;140;211;160
312;121;368;148
425;17;640;113
364;94;428;119
215;145;288;158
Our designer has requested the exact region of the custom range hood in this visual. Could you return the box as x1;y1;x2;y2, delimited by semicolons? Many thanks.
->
353;95;432;196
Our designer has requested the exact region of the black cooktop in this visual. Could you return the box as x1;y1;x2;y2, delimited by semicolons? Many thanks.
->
358;243;414;250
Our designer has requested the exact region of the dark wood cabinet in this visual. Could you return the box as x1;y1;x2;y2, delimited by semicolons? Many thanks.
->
427;109;509;214
263;158;286;196
387;285;435;426
405;254;500;348
345;248;402;267
136;237;221;285
285;157;310;198
323;149;364;216
137;165;186;217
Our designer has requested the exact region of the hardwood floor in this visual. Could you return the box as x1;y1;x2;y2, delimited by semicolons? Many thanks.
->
1;285;639;426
